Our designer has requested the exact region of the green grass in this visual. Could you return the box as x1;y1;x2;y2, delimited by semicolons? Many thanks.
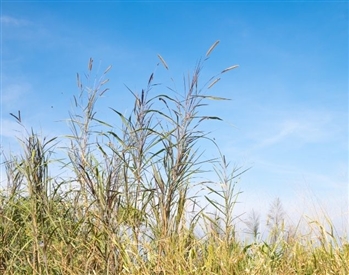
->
1;42;348;274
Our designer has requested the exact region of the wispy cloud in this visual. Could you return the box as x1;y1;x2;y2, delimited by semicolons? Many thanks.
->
258;120;299;148
0;15;31;26
249;109;341;152
0;119;25;139
2;82;32;106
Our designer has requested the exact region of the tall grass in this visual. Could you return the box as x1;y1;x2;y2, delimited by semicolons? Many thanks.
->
1;42;348;274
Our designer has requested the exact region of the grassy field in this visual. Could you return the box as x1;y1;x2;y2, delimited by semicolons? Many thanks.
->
1;43;348;274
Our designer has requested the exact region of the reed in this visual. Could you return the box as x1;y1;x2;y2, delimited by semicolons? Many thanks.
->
1;42;347;274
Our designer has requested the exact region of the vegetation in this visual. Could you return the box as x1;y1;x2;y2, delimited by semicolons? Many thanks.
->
1;42;348;274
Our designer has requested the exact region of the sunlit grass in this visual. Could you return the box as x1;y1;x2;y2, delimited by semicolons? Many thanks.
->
1;42;347;274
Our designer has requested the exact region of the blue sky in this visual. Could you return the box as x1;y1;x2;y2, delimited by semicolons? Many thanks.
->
1;1;348;234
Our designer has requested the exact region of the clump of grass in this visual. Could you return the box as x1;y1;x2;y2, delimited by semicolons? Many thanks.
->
1;41;348;274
